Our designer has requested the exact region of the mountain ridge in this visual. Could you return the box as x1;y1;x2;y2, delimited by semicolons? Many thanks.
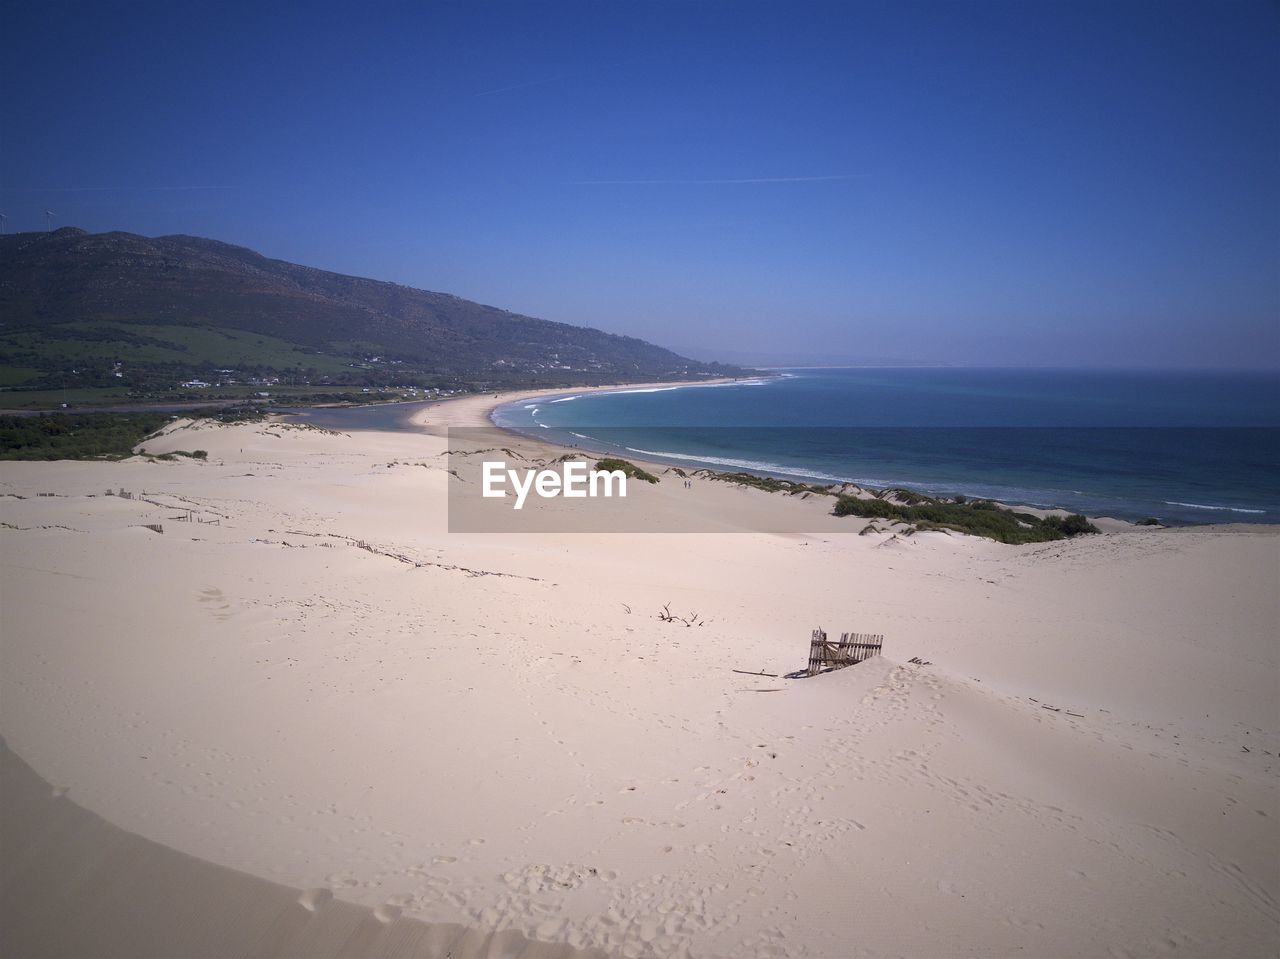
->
0;228;739;397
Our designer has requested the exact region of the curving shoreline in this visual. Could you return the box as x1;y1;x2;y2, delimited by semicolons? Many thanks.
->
421;383;1140;532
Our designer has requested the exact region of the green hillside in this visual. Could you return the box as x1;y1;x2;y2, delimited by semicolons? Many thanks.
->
0;228;741;407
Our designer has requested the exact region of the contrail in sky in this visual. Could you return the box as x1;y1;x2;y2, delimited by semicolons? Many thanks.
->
0;186;233;193
571;174;866;185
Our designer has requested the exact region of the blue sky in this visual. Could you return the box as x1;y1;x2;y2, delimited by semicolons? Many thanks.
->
2;1;1277;368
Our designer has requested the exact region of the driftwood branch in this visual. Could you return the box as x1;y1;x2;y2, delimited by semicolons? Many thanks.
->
658;603;706;627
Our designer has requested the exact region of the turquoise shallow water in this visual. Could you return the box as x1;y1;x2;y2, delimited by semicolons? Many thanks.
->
491;368;1280;525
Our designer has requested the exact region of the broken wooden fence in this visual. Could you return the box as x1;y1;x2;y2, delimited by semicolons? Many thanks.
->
806;628;883;676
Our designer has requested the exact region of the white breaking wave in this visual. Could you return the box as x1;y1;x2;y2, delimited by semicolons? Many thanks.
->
594;379;773;399
1164;501;1265;514
623;447;847;483
530;378;773;413
599;386;680;395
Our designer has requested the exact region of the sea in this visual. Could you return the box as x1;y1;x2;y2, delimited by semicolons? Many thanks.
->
490;368;1280;526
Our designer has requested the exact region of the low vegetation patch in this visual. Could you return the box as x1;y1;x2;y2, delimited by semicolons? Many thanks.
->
698;470;828;495
833;491;1099;544
0;405;263;460
0;412;172;461
141;449;208;462
207;405;268;424
685;464;1103;544
595;457;659;484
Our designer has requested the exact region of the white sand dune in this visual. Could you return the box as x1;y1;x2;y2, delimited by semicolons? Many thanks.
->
1;394;1277;958
1;738;606;959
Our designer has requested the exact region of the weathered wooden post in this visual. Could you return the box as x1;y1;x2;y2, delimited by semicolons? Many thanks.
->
807;628;827;676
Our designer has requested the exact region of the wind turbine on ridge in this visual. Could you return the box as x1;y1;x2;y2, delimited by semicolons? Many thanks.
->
44;209;56;231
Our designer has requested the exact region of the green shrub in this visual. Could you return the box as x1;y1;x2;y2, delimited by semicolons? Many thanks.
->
1044;513;1100;536
703;471;829;496
595;458;659;484
833;496;899;519
832;492;1101;544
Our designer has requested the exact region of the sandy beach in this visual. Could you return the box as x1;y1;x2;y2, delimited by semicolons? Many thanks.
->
2;390;1277;958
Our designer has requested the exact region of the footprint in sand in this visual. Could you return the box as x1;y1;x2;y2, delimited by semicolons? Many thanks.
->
298;888;333;912
373;904;402;924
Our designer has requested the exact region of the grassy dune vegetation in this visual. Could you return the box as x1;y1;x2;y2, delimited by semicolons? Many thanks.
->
684;467;1100;543
595;458;660;484
833;492;1100;543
